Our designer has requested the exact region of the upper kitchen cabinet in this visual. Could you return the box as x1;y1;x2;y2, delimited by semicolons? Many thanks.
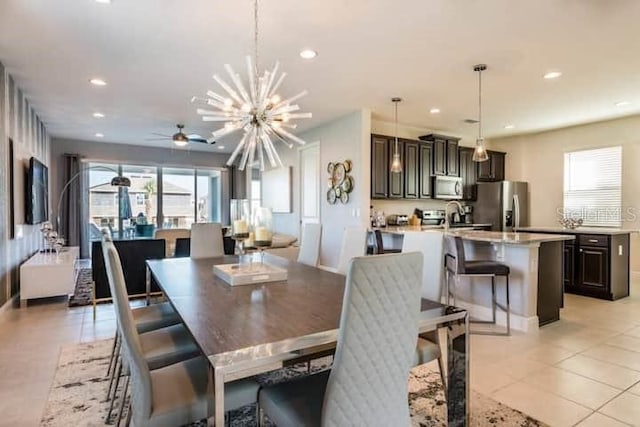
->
388;138;404;198
370;134;432;200
477;150;506;182
418;134;461;177
371;135;389;199
419;141;433;198
403;139;420;199
458;146;477;201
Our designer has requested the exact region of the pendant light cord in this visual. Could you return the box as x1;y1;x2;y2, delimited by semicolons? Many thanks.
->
254;0;259;87
394;101;399;152
478;68;482;140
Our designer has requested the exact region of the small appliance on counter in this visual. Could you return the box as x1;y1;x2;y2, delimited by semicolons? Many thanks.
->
463;205;474;224
387;214;409;226
422;210;446;226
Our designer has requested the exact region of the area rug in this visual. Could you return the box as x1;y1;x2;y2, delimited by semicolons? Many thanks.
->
68;267;93;307
40;340;547;427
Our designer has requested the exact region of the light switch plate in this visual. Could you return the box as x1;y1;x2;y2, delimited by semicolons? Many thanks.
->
619;245;623;256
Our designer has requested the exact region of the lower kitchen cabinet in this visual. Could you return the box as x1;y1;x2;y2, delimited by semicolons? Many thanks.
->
564;233;630;300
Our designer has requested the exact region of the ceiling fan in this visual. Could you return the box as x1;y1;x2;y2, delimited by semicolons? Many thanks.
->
146;124;214;147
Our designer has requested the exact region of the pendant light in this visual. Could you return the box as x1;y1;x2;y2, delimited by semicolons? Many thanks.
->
472;64;489;162
390;97;403;173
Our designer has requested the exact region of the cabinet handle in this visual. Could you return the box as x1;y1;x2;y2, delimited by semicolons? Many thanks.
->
588;239;598;243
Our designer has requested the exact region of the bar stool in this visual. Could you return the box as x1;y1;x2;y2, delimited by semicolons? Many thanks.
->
374;229;402;254
444;235;511;336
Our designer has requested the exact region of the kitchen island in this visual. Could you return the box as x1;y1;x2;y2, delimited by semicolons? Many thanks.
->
376;228;575;331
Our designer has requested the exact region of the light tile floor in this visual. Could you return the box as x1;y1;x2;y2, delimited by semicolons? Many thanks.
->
2;280;640;426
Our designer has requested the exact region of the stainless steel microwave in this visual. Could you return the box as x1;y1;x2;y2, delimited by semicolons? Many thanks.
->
433;176;463;200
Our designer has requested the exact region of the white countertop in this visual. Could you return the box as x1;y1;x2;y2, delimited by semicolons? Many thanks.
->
449;230;575;245
515;226;637;236
372;224;492;234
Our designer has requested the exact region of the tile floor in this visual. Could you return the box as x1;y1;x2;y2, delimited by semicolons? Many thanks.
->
2;280;640;426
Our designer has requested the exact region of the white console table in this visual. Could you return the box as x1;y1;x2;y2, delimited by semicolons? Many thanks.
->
19;247;79;308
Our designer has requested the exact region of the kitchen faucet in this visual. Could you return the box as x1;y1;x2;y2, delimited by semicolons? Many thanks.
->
444;201;464;231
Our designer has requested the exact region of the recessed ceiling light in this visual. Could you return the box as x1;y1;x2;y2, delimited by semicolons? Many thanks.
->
93;112;105;118
429;108;441;114
218;145;225;149
89;78;107;86
95;0;111;3
95;132;104;138
504;124;515;129
543;71;562;80
615;101;631;107
299;49;317;60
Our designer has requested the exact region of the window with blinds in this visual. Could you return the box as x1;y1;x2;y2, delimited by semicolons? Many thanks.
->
563;146;622;227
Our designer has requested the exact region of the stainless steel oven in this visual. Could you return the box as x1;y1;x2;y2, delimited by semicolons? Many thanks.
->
433;176;463;200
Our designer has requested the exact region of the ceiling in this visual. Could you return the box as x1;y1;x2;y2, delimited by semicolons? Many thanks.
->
1;0;640;152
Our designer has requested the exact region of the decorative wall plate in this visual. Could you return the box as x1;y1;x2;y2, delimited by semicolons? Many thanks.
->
327;162;335;174
327;188;337;204
326;160;354;205
340;191;349;204
332;163;346;186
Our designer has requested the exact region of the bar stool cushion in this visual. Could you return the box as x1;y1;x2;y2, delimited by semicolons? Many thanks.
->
463;260;510;276
132;302;181;334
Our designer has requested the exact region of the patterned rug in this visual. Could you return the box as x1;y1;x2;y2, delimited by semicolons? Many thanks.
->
41;340;547;427
68;267;93;307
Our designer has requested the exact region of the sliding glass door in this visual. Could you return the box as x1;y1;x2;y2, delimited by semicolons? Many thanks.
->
87;162;223;241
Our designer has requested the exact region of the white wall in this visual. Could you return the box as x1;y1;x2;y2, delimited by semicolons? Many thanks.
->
488;115;640;271
281;110;371;269
0;62;51;307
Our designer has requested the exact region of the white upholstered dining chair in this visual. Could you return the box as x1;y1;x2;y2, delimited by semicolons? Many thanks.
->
297;223;322;267
401;230;445;301
102;235;259;426
258;252;423;426
190;222;224;259
336;226;368;275
154;228;190;257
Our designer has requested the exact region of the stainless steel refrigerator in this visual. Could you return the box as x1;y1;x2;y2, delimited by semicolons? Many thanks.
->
474;181;529;231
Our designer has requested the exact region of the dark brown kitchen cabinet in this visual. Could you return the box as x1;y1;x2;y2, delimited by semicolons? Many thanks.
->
561;233;629;300
419;142;433;198
403;139;419;199
477;150;506;182
458;147;477;201
579;246;609;289
563;242;576;290
418;134;461;177
371;135;389;199
388;139;404;198
446;139;459;176
432;138;447;176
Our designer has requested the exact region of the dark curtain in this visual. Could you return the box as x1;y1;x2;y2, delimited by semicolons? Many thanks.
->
60;153;85;256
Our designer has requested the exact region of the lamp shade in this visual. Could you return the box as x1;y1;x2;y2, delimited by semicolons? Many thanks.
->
110;176;131;187
472;138;489;162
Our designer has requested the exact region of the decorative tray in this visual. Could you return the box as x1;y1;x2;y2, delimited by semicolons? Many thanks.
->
213;263;288;286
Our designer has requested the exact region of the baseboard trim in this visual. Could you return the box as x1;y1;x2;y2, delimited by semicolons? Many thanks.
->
453;300;539;333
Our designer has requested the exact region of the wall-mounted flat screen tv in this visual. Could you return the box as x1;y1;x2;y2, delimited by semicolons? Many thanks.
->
26;157;49;225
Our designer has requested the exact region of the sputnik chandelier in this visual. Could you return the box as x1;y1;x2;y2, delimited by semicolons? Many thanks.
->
192;0;312;171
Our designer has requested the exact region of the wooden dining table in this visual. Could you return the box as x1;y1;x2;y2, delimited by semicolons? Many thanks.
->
146;253;470;426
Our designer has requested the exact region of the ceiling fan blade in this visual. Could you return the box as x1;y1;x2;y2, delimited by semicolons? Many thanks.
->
149;132;172;137
145;137;171;141
207;137;216;144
